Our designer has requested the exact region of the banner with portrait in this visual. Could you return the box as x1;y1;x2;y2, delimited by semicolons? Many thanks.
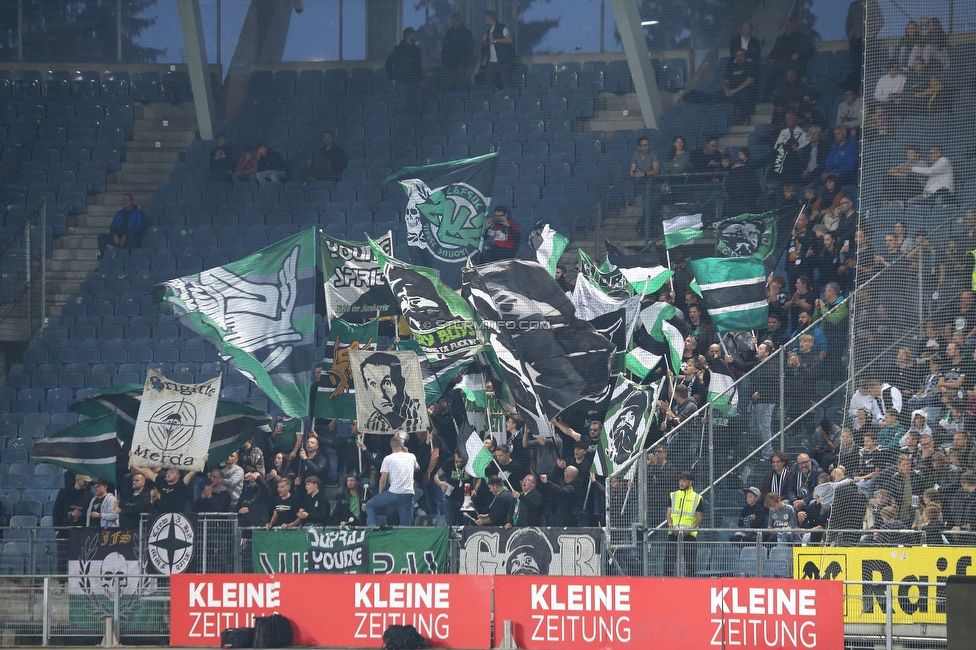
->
348;349;430;435
457;527;603;576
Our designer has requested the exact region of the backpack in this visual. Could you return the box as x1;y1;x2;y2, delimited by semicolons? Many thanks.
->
253;613;293;648
219;627;254;648
382;624;430;649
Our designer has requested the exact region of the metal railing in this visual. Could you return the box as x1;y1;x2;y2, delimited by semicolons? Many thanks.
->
0;198;47;361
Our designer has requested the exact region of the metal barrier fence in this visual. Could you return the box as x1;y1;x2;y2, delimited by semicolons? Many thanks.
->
0;199;47;359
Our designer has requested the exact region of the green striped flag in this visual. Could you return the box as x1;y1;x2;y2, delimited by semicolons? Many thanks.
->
458;372;488;408
707;365;739;416
533;224;569;277
662;213;703;249
458;422;493;479
69;385;273;472
31;415;120;483
624;346;663;379
577;249;673;297
155;229;317;418
640;302;683;371
618;265;673;296
688;256;768;332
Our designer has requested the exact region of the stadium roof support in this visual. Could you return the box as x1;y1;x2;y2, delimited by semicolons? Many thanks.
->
609;0;663;129
177;0;216;140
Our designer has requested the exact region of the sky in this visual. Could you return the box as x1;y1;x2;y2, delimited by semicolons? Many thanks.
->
133;0;969;65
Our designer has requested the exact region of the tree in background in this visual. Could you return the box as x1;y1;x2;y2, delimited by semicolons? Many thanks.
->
0;0;164;63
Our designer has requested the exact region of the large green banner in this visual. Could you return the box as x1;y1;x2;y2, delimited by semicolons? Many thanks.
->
251;527;449;575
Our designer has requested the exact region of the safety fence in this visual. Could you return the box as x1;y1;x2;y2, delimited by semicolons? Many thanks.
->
0;198;47;355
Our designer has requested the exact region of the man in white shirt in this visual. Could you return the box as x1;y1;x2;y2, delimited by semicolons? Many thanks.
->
365;436;420;526
874;62;906;104
849;378;903;425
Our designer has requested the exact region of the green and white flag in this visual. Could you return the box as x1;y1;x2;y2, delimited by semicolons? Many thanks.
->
662;213;703;249
315;318;379;420
155;229;317;418
577;249;672;297
372;240;485;360
458;371;488;409
624;346;663;379
531;224;569;277
572;274;642;348
457;421;493;479
601;377;663;476
640;302;684;371
31;415;120;483
618;264;673;296
319;231;397;320
713;212;778;260
708;365;739;416
689;256;768;332
388;152;498;286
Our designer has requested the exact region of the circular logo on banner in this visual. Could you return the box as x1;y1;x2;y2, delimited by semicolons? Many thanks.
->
403;179;490;262
147;513;194;574
146;399;199;453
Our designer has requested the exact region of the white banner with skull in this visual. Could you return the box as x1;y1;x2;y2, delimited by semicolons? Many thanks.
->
129;370;221;472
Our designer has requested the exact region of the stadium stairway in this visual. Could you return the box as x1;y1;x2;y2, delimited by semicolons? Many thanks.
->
46;103;197;314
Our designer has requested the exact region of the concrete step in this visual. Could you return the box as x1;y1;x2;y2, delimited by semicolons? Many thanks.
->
95;192;153;206
130;129;198;143
54;238;98;253
721;133;750;148
133;118;198;131
105;182;159;193
74;215;113;228
83;205;120;216
587;114;647;133
48;258;98;272
595;93;642;111
120;161;174;173
728;124;757;135
111;172;172;185
124;150;182;163
137;103;198;120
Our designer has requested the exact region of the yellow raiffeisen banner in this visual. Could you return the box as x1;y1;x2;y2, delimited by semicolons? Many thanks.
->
793;547;976;624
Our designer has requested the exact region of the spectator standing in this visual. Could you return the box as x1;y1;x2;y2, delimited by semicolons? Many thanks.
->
629;136;660;234
115;473;151;530
729;21;761;62
305;131;347;183
221;451;245;510
441;13;474;90
266;478;301;530
332;475;368;526
86;478;119;528
482;205;519;262
408;427;448;525
295;476;331;526
765;492;801;542
507;474;545;527
209;132;235;181
475;475;514;526
192;469;232;513
436;450;475;526
482;11;516;90
798;125;829;181
365;436;419;526
664;472;703;577
237;472;272;528
272;415;304;475
768;19;816;75
845;0;883;78
386;27;424;116
97;193;144;259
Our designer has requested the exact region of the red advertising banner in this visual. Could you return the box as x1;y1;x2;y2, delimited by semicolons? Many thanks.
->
170;574;492;648
493;576;844;649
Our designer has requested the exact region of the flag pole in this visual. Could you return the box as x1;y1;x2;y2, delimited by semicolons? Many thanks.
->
620;480;633;515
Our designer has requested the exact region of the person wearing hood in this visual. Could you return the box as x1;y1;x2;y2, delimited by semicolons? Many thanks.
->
902;409;932;446
731;486;767;542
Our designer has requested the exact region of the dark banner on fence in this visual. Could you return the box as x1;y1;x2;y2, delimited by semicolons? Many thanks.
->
457;527;603;576
251;527;449;574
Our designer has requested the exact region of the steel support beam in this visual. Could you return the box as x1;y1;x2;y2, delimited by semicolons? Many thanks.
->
177;0;216;140
609;0;663;129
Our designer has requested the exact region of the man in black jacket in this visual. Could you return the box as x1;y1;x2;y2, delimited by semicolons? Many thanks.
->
476;476;514;526
507;474;544;527
538;466;584;526
192;469;232;513
237;472;272;528
386;27;423;117
115;473;152;530
441;13;474;90
729;21;762;61
296;476;331;526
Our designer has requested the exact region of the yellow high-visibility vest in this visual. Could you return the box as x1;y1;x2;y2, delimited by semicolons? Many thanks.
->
669;488;702;537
